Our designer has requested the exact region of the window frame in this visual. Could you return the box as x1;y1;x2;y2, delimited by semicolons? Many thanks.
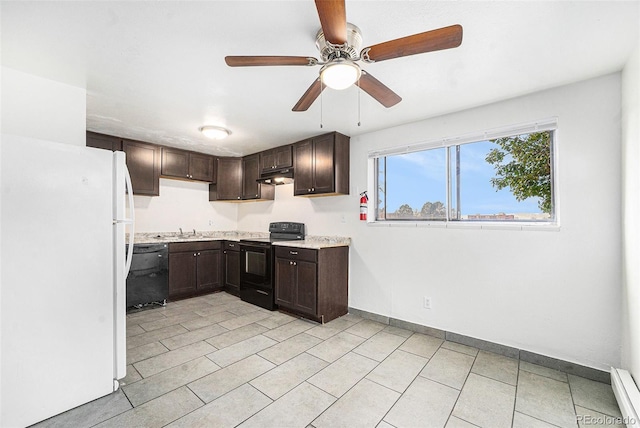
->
368;118;559;229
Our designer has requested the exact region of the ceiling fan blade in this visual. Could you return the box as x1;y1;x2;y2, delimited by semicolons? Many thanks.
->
356;72;402;108
361;24;463;63
225;56;317;67
314;0;347;45
292;79;324;112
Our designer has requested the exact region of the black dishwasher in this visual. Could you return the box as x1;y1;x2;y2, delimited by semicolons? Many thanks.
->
126;243;169;308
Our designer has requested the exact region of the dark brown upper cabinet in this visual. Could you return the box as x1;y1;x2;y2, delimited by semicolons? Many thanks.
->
260;145;292;173
243;154;274;201
161;147;216;183
293;132;349;197
209;157;242;201
86;131;122;151
122;139;161;196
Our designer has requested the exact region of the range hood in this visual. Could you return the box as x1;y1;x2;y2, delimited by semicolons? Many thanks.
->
257;168;294;185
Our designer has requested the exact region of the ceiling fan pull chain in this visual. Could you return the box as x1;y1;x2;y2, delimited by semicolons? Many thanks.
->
320;79;324;129
357;75;361;127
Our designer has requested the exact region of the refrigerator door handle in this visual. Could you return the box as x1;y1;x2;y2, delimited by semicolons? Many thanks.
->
123;164;135;277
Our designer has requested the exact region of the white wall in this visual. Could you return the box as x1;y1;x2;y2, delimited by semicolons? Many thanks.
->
239;73;623;371
621;44;640;378
0;67;88;424
1;67;86;146
132;179;238;233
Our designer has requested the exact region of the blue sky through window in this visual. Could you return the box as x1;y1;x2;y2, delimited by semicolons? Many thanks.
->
383;140;543;216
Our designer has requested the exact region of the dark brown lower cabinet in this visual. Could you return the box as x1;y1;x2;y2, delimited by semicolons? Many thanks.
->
168;241;222;300
274;246;348;323
223;241;240;296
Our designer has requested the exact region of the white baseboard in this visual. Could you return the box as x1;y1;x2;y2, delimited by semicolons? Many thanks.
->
611;367;640;427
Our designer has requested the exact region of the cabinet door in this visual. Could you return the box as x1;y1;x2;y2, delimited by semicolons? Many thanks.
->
216;157;242;200
295;260;317;315
274;145;293;169
189;153;215;182
311;134;335;194
168;252;197;297
86;131;122;151
293;139;314;195
196;249;222;291
242;154;260;199
123;140;161;196
161;148;190;179
275;258;296;307
224;250;240;295
260;149;276;173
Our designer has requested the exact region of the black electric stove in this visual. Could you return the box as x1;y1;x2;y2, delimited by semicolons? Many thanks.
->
239;222;305;310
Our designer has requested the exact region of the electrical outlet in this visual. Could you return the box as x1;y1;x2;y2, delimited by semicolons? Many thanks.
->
208;220;214;226
423;297;432;309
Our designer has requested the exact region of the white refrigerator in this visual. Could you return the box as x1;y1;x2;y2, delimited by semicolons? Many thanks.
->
0;135;134;427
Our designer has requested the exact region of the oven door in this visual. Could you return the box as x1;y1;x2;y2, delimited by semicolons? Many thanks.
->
240;242;272;288
239;241;276;310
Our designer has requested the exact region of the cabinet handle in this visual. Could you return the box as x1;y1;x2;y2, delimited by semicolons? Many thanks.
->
307;188;311;192
293;261;297;266
197;252;201;256
289;261;293;265
289;251;298;255
229;244;235;247
312;187;315;191
158;254;162;258
256;290;268;295
193;253;197;257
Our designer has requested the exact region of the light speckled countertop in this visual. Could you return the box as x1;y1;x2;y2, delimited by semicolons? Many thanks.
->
273;236;351;249
131;231;350;248
131;231;268;244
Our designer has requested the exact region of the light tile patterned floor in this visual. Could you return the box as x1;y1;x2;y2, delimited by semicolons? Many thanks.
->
33;292;624;428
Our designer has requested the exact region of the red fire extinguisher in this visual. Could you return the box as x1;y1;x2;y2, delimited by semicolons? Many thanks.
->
360;191;368;221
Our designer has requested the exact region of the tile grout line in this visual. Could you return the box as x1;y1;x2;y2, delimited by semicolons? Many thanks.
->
360;333;429;427
307;332;411;426
441;347;478;428
566;375;581;428
511;357;521;428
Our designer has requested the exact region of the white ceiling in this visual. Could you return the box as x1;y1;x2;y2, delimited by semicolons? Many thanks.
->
2;1;638;156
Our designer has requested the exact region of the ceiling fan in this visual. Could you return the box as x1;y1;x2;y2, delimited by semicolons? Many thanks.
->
225;0;463;112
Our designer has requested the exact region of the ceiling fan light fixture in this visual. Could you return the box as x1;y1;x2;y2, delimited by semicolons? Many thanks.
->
320;59;361;90
199;126;230;140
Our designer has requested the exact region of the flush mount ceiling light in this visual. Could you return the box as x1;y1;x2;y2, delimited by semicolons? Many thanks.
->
199;126;230;140
320;59;361;90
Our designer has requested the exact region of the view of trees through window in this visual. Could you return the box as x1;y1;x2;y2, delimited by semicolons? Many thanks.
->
376;130;554;221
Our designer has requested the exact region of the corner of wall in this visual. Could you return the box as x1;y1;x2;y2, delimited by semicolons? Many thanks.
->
621;41;640;376
1;67;86;146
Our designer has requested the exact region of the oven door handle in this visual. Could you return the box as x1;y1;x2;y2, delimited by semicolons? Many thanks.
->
256;290;269;296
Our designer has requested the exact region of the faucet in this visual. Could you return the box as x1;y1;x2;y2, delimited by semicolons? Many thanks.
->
193;229;197;236
179;227;183;235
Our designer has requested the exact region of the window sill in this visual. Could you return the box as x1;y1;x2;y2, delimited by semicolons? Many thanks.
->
368;220;560;231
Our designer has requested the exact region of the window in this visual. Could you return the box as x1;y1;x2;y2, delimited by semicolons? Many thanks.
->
372;120;556;223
